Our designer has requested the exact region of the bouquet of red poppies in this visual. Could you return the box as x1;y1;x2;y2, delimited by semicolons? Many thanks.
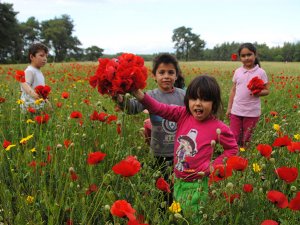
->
35;85;51;99
247;76;265;95
15;70;26;83
89;53;148;97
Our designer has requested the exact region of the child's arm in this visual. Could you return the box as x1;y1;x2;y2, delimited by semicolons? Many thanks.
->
116;93;145;115
21;82;40;99
226;83;236;117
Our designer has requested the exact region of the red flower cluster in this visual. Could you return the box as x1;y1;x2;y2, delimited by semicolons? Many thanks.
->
15;70;25;83
247;76;265;95
87;151;106;165
267;190;288;208
275;167;298;183
272;135;291;147
110;200;136;221
112;155;141;177
89;53;148;96
155;177;171;193
34;113;50;124
256;144;272;159
287;142;300;153
226;155;248;171
35;85;51;99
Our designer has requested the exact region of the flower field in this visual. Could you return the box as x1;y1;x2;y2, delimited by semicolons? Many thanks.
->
0;61;299;225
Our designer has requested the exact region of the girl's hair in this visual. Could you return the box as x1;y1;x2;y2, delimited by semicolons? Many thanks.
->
152;53;185;89
28;43;49;63
184;75;223;116
238;43;261;67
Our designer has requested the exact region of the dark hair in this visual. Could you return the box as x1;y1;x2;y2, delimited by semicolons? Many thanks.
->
184;75;223;116
238;43;261;67
152;53;185;89
28;43;48;63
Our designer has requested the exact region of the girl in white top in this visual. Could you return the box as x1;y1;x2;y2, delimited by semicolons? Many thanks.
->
20;43;51;111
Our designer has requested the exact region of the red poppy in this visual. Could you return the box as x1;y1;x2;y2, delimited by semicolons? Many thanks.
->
66;219;73;225
287;142;300;153
69;169;78;181
15;70;25;82
110;200;136;221
231;53;238;61
64;139;72;149
156;177;171;193
2;140;11;149
289;192;300;211
98;112;108;122
34;114;50;124
209;164;233;184
56;102;63;108
90;110;100;121
223;192;240;203
261;220;279;225
34;85;51;99
70;111;82;119
112;155;141;177
243;184;254;193
266;190;288;208
27;107;36;114
106;114;118;124
28;160;37;168
61;92;70;99
86;184;98;195
269;111;278;117
226;155;248;171
256;144;272;159
247;76;265;95
0;97;5;103
272;135;292;147
275;167;298;183
87;151;106;165
117;124;122;135
127;219;149;225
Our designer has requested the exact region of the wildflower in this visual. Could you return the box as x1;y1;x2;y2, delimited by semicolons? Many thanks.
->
87;151;106;165
26;119;35;124
20;134;34;144
169;201;181;213
110;200;136;221
156;177;171;193
289;192;300;210
86;184;98;195
26;195;34;204
61;92;70;99
243;184;254;193
34;114;50;124
30;148;36;153
209;164;233;184
267;190;288;208
34;98;44;105
2;140;11;148
239;147;245;152
273;124;280;131
294;134;300;140
69;167;78;181
252;163;261;172
15;70;25;82
223;192;240;203
16;99;24;104
112;155;141;177
287;142;300;153
275;167;298;183
35;85;51;99
5;144;16;151
272;135;291;147
261;220;279;225
70;111;82;119
256;144;272;159
226;155;248;171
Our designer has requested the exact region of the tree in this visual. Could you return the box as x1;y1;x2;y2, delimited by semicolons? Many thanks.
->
41;14;81;62
0;3;21;63
85;46;104;61
172;26;205;61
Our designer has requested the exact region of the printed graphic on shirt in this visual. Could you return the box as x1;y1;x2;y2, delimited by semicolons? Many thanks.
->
162;118;177;134
175;129;198;172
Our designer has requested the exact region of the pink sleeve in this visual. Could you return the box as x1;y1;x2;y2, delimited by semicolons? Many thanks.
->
212;124;238;167
140;93;185;122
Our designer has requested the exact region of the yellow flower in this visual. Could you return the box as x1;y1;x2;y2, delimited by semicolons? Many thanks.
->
26;119;35;124
169;201;181;213
239;147;246;152
253;163;261;172
273;124;280;131
5;144;16;151
26;195;34;204
30;148;36;153
294;134;300;140
20;134;34;144
16;99;24;105
35;98;44;105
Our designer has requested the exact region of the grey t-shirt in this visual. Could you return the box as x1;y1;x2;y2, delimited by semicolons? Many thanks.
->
127;88;185;157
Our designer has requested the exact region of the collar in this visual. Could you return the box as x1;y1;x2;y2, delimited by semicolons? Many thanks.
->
242;64;259;74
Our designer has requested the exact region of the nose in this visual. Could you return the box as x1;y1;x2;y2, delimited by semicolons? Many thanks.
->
195;99;203;105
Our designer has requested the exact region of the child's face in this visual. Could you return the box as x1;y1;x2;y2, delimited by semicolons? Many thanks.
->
154;63;177;92
188;98;213;122
30;50;47;69
239;48;256;69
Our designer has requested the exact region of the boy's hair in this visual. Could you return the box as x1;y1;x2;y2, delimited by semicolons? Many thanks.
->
184;75;223;116
28;43;48;63
238;43;261;67
152;53;185;89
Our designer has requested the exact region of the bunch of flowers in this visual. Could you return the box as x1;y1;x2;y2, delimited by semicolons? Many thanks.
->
34;85;51;99
89;53;148;97
15;70;25;83
247;76;265;95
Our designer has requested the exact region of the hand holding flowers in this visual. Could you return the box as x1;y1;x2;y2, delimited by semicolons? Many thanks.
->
247;76;265;95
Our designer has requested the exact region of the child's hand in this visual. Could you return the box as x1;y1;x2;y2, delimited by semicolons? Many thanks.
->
132;89;144;101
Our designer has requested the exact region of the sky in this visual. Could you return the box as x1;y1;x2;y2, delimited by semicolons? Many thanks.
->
3;0;300;54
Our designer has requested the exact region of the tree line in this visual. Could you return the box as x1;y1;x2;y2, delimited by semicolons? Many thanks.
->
1;3;300;63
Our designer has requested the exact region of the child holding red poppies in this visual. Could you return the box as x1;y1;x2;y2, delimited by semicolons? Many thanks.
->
20;43;52;111
226;43;269;147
